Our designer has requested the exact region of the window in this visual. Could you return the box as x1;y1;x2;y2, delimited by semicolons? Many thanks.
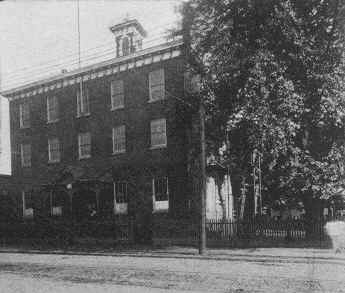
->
149;68;165;102
78;132;91;159
19;103;30;128
22;190;34;219
47;96;59;122
122;36;130;56
111;80;124;110
150;118;167;148
114;181;128;214
112;125;126;154
152;177;169;212
48;138;60;163
77;84;90;117
21;143;31;167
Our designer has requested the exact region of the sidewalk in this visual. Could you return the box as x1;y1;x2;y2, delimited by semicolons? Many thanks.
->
0;244;343;263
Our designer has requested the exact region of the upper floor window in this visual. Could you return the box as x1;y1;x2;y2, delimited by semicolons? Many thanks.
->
111;80;124;110
48;138;61;163
19;103;30;128
150;118;167;148
78;132;91;159
149;68;165;102
112;125;126;154
21;143;31;167
77;84;90;117
152;177;169;212
47;96;59;123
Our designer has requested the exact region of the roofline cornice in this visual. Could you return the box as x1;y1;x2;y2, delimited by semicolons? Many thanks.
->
1;39;183;101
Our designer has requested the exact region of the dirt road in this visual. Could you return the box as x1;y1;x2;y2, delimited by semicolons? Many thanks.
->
0;250;344;292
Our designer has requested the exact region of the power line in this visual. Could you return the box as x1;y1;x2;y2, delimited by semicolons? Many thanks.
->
3;21;178;77
3;33;175;81
3;36;181;89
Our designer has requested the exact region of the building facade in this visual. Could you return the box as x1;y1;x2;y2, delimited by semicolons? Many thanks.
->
1;19;195;224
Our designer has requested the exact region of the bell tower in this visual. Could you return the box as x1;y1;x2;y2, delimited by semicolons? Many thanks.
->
109;18;147;58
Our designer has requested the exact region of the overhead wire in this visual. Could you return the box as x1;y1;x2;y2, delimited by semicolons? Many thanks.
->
3;34;179;89
3;21;179;78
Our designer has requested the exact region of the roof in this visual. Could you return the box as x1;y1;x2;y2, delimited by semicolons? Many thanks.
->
109;18;147;37
1;39;183;100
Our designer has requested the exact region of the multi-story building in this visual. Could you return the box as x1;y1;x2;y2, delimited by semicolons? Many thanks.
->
1;19;193;222
1;19;233;230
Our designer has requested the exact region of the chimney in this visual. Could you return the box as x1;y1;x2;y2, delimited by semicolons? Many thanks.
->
109;18;147;58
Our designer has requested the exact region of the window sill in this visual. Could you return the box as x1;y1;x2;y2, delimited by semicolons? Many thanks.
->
20;126;30;130
79;155;91;160
148;98;165;103
47;119;59;124
112;150;126;155
150;144;167;150
76;112;90;118
152;208;169;214
48;160;60;164
111;106;125;111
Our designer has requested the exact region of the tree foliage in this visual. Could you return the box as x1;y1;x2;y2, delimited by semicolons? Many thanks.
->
181;0;345;219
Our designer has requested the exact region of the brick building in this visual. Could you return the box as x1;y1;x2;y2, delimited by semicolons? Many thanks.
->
1;19;196;225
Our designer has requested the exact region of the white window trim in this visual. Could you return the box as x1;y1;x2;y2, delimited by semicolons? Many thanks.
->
47;96;59;123
152;177;169;213
78;132;91;159
150;118;167;149
48;138;60;163
110;80;125;111
149;68;165;103
112;125;126;155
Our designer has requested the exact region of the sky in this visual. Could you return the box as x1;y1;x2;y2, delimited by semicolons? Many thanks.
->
0;0;182;174
0;0;183;90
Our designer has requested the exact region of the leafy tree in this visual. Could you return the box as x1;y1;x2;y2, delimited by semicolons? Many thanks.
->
180;0;345;222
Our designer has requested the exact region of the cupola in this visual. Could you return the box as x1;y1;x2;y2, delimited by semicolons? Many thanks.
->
109;18;147;58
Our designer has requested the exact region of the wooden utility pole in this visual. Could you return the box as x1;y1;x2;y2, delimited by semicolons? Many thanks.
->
199;100;207;255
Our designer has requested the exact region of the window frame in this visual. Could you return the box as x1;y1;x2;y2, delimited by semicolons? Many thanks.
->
149;68;165;102
76;84;90;117
19;102;30;129
48;137;61;163
150;118;167;149
20;143;31;168
22;190;34;219
47;95;59;123
110;80;125;110
112;125;126;154
152;177;169;212
78;132;91;159
113;181;128;215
